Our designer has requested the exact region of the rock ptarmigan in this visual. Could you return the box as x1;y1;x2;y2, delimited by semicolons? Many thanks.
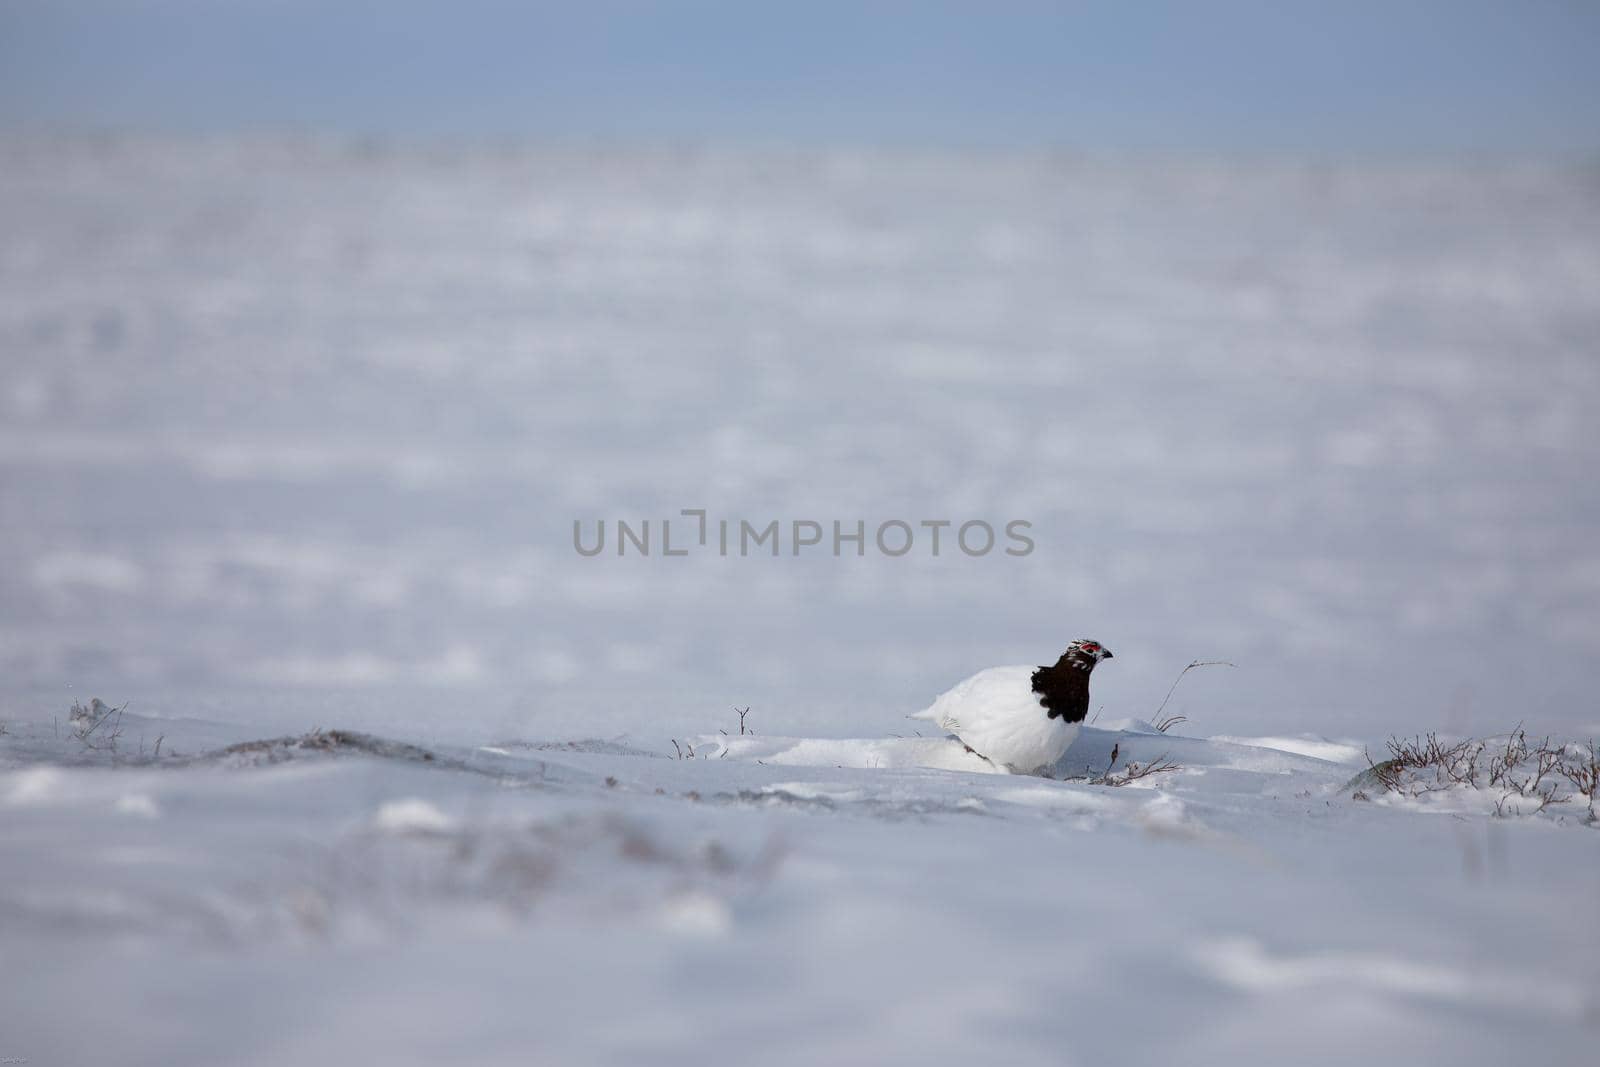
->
911;639;1113;774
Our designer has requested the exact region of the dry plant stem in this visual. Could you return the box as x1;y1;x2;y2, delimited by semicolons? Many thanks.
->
1067;745;1181;787
1105;756;1181;786
1152;661;1235;725
1556;741;1599;821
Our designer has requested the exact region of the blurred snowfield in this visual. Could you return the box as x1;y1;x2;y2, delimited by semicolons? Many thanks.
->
3;135;1598;744
2;135;1599;1064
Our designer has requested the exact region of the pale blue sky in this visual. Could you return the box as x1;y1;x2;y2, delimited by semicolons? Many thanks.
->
2;1;1597;154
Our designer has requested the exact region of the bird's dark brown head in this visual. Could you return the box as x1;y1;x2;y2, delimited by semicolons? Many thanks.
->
1032;638;1113;722
1055;638;1114;673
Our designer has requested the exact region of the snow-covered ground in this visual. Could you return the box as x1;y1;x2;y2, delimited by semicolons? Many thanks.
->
2;137;1598;1060
1;706;1595;1063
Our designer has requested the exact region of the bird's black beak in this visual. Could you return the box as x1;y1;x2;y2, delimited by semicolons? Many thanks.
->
1101;650;1114;660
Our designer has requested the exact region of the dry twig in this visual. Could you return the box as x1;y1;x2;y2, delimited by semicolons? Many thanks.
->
1152;660;1234;727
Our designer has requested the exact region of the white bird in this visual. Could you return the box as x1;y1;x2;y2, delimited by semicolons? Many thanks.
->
911;639;1114;774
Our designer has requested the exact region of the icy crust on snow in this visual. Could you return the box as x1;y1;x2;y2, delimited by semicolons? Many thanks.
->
1210;734;1367;765
1;711;1596;1064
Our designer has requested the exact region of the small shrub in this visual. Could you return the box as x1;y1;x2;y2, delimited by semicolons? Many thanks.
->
1361;727;1597;822
69;697;126;751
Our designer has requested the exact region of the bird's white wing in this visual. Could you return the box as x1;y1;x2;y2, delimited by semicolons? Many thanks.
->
910;665;1037;734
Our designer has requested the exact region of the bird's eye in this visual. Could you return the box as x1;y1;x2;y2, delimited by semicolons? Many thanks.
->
1082;643;1098;652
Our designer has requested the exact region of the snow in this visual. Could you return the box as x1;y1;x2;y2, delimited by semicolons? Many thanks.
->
1195;936;1591;1023
3;138;1600;748
372;798;456;833
2;136;1598;1061
1;708;1596;1063
1211;735;1367;765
